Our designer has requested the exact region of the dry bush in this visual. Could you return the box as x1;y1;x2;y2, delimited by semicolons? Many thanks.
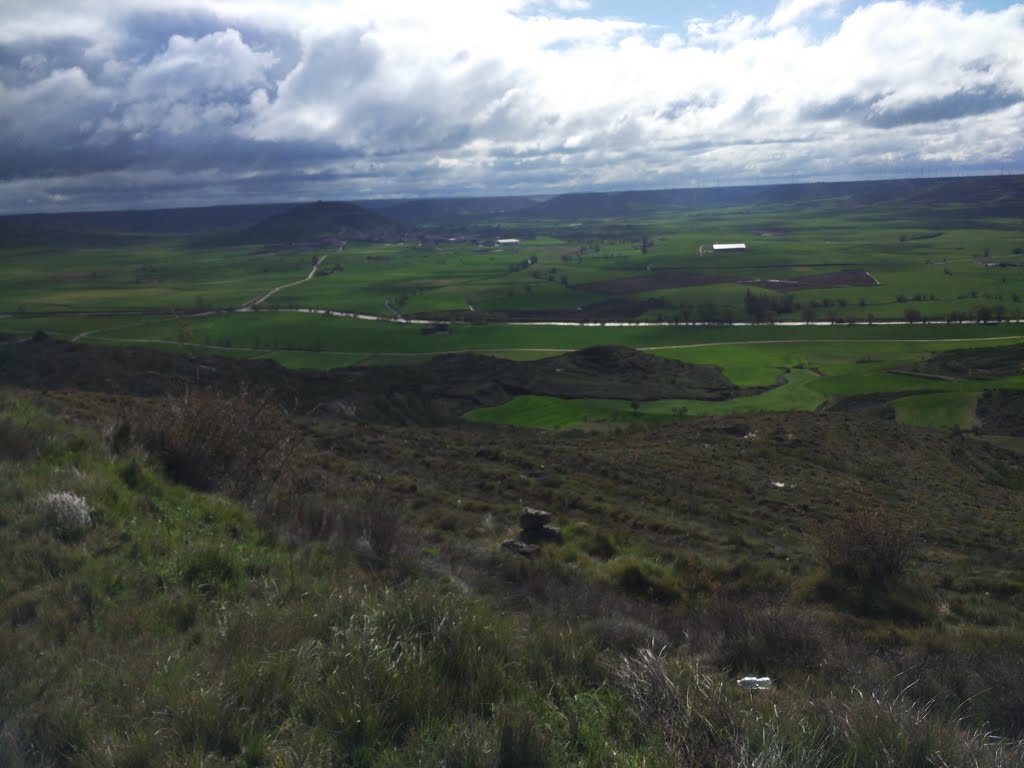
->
354;491;403;567
258;487;404;564
118;387;297;497
821;506;918;589
692;601;828;676
258;492;347;545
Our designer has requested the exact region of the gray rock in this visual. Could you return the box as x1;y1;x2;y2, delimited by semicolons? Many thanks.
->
520;506;551;530
520;525;563;545
502;539;540;557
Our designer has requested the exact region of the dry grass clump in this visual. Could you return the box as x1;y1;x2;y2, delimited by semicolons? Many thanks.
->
39;490;92;540
693;601;829;676
612;644;740;764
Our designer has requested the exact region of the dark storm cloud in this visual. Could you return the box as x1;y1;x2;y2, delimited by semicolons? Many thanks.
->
866;87;1024;129
0;37;95;87
803;86;1024;128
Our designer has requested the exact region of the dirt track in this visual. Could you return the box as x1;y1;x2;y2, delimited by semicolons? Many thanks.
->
241;253;327;310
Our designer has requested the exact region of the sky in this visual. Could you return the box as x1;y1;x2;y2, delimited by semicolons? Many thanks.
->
1;0;1023;213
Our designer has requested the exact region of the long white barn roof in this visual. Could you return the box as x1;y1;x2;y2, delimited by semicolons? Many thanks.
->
712;243;746;250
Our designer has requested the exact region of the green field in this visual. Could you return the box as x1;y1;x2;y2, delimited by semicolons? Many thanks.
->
3;183;1023;429
3;193;1023;324
464;336;1024;429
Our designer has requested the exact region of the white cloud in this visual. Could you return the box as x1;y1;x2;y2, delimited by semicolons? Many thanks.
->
1;0;1023;211
770;0;842;29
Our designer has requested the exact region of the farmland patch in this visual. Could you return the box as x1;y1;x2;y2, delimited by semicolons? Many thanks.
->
582;269;878;295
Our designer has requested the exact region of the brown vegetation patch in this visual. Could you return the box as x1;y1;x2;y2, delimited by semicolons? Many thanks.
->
977;390;1024;436
904;343;1024;380
824;390;938;418
742;269;878;292
582;269;877;295
415;297;670;322
581;271;728;294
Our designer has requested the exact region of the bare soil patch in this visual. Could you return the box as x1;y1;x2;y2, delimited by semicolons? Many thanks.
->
824;390;937;418
905;343;1024;380
582;269;878;295
742;270;878;292
582;272;733;295
415;298;669;323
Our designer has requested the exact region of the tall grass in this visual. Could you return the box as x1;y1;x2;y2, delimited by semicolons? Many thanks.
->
3;391;1024;766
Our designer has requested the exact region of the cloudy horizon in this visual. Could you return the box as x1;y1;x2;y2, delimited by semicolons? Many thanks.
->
1;0;1023;214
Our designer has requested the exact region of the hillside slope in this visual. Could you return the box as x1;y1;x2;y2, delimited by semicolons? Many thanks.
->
3;381;1024;765
0;338;749;423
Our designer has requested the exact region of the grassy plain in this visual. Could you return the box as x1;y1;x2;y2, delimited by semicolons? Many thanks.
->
2;181;1023;432
6;306;1020;428
3;191;1023;325
465;336;1024;429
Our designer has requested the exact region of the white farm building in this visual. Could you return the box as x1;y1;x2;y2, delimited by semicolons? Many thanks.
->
496;238;520;246
712;243;747;252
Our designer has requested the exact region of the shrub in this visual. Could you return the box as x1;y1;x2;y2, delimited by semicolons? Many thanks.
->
820;507;917;592
697;601;828;675
353;492;404;568
611;557;680;604
126;387;296;497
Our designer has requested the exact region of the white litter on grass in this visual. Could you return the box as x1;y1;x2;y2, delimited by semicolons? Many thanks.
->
737;676;773;690
770;481;788;488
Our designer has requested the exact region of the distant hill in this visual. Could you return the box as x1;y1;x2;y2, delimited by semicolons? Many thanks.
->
3;175;1019;243
224;201;399;245
0;204;294;244
359;195;546;226
522;175;1024;220
0;200;399;247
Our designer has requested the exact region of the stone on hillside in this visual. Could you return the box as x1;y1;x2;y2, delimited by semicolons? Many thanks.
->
521;525;563;545
502;539;540;557
520;506;551;530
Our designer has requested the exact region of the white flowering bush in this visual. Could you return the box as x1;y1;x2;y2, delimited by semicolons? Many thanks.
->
40;491;93;539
